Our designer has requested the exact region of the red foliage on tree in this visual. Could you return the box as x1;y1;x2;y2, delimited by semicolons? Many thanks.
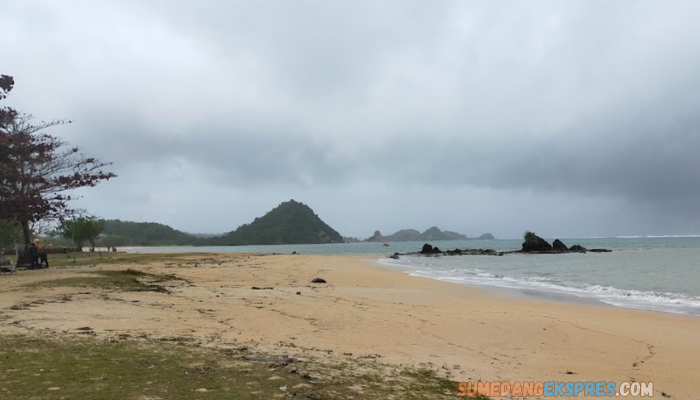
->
0;75;13;95
0;74;16;129
1;76;116;248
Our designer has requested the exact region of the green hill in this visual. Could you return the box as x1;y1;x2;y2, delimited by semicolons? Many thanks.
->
93;201;343;247
100;220;196;246
214;200;343;245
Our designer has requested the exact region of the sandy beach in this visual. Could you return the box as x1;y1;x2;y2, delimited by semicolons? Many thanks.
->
1;253;698;399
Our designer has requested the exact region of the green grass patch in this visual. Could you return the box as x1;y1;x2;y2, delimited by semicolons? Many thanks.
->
25;269;181;293
49;252;218;268
402;370;489;399
0;335;481;399
0;335;311;399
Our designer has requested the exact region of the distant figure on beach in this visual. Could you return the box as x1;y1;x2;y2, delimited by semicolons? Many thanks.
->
28;243;39;269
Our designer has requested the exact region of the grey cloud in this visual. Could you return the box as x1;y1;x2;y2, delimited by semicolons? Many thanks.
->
69;61;700;220
3;0;700;237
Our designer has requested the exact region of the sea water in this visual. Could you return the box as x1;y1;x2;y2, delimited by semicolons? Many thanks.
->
125;237;700;316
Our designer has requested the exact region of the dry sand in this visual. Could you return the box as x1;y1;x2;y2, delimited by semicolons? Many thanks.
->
1;253;698;398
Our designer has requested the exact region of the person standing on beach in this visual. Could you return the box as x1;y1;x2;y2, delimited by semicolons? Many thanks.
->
28;243;39;269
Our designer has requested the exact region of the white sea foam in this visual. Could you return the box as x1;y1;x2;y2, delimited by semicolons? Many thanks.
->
645;234;700;238
615;234;700;239
378;257;700;316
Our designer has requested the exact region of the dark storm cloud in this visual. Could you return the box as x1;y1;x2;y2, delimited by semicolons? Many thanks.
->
77;77;700;204
2;0;700;236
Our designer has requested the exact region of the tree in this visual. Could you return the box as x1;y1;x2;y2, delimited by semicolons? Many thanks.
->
0;219;22;249
0;74;15;128
58;217;104;251
0;74;16;205
0;106;116;248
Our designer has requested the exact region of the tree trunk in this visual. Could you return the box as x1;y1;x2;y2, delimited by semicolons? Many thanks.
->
16;219;32;266
20;220;31;250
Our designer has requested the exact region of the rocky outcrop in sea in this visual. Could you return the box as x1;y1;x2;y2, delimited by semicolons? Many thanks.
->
520;233;611;254
390;234;611;258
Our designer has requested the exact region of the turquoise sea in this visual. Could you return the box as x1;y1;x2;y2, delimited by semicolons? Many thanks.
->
125;237;700;316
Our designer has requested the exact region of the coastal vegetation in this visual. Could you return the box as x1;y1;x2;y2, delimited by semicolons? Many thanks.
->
26;268;181;293
93;200;344;247
0;219;22;248
0;334;477;399
53;213;498;248
0;114;116;248
46;251;212;268
99;219;195;247
0;74;115;252
57;216;105;251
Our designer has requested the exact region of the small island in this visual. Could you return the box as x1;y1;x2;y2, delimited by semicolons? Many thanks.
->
389;231;611;259
367;227;495;242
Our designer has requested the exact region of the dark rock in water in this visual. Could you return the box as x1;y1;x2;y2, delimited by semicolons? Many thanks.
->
390;253;400;259
444;248;502;256
420;243;443;254
522;232;553;252
311;278;327;284
409;239;607;257
552;239;568;251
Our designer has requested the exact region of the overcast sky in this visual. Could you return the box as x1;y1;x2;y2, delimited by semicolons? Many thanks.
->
2;0;700;239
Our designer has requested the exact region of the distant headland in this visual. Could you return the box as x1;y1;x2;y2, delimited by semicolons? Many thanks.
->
97;200;343;247
366;227;494;242
88;202;496;247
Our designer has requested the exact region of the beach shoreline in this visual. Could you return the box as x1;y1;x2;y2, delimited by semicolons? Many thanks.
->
1;253;698;398
374;256;619;308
